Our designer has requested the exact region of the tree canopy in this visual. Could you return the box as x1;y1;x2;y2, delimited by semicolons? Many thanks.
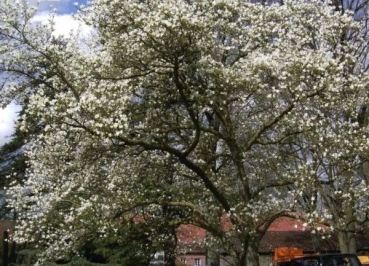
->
1;0;369;265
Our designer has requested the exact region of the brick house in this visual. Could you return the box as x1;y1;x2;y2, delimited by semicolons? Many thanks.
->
176;224;207;266
174;216;369;266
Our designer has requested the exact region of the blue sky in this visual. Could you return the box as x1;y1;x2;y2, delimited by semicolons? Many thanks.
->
31;0;89;15
0;0;91;145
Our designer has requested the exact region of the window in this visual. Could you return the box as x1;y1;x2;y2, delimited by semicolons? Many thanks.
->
195;258;201;266
180;258;186;264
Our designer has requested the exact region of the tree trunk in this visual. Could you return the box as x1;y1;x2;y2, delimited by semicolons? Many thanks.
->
337;230;357;254
207;246;220;266
3;231;9;266
163;237;177;266
246;242;260;266
163;224;178;266
311;233;321;253
337;201;357;254
235;238;260;266
9;240;17;265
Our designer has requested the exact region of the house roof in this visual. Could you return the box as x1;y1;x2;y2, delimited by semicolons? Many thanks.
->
177;224;206;244
268;216;311;232
176;224;206;253
259;230;338;253
176;216;369;253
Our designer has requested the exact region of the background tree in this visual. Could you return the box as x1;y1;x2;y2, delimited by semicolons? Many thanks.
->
281;0;369;254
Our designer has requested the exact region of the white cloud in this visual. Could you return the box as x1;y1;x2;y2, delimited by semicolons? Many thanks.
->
33;12;92;37
0;103;21;146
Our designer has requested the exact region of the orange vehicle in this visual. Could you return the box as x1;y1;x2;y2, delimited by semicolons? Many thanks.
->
273;247;304;266
358;256;369;266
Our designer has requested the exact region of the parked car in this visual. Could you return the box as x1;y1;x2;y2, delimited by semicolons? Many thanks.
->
290;254;362;266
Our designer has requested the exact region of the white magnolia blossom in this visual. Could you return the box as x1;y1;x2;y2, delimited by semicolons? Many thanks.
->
1;0;369;265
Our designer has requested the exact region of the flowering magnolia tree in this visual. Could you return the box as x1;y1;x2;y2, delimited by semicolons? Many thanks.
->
1;0;369;265
284;0;369;254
